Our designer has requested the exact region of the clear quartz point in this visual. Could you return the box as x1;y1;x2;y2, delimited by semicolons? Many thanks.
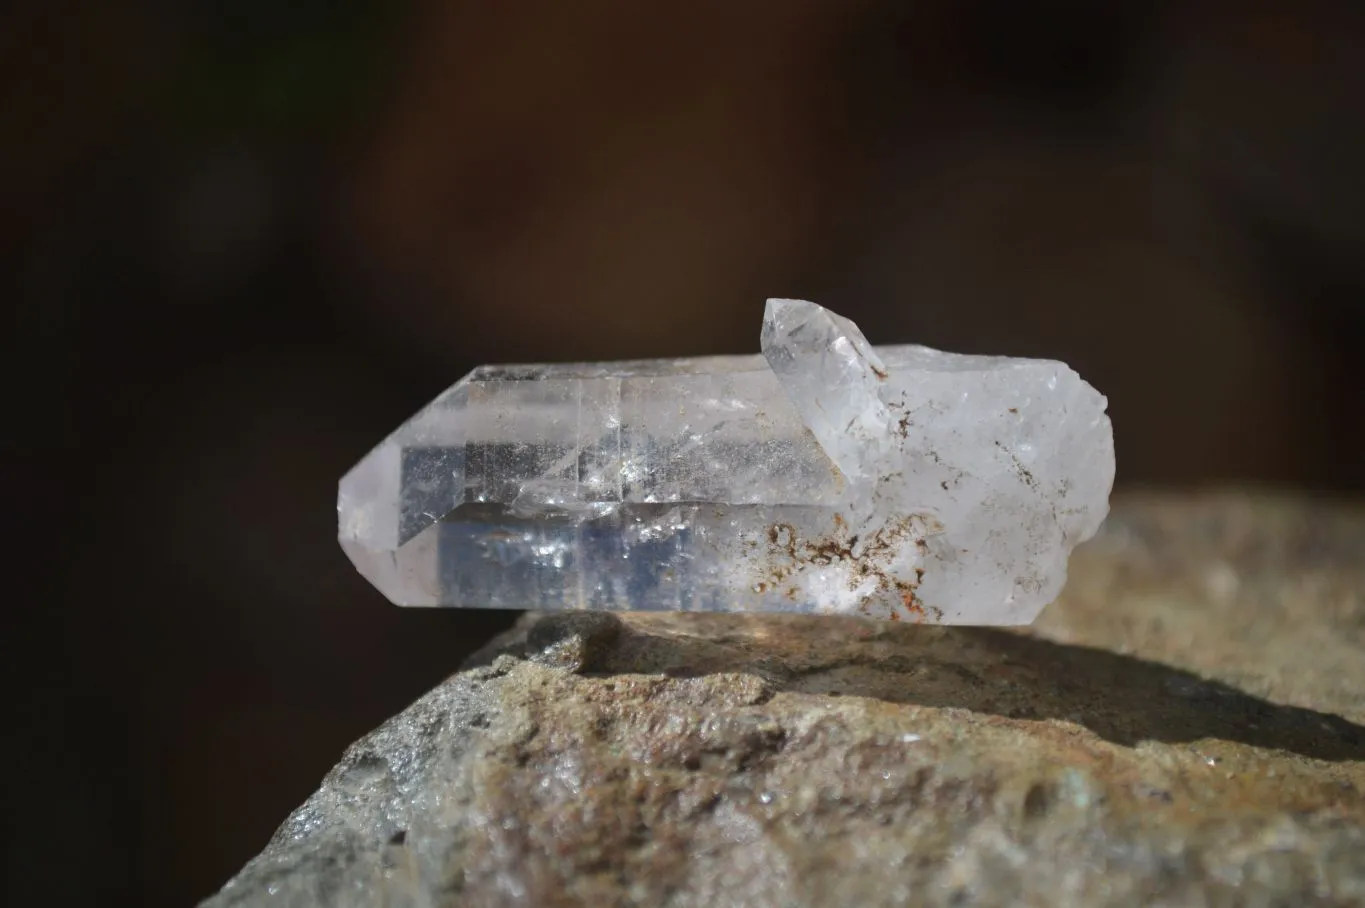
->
338;299;1114;623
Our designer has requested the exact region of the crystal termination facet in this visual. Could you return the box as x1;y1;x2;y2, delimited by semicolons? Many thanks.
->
338;299;1114;624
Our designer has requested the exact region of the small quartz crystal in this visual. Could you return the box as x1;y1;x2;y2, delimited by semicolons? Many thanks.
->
338;299;1114;623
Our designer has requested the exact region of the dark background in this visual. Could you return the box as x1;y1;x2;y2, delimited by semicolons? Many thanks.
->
7;1;1364;904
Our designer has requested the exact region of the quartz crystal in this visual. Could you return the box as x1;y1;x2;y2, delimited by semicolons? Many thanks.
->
338;299;1114;623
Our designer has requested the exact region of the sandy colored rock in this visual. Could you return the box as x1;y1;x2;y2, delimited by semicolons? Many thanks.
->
204;493;1365;907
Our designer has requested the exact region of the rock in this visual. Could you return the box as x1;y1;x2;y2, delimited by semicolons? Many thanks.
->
204;493;1365;907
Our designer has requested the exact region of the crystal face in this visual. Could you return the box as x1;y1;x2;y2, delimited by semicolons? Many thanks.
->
338;299;1114;623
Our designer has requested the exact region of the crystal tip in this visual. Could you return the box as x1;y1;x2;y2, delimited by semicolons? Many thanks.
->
764;298;822;322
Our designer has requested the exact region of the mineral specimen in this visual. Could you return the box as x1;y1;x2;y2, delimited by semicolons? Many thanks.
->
338;299;1113;622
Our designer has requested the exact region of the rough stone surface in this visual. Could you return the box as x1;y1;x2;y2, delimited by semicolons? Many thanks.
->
209;493;1365;907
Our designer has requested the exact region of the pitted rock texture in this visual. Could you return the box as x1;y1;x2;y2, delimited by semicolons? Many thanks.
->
206;493;1365;908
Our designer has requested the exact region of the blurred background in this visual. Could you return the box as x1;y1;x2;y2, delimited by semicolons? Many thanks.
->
6;0;1364;903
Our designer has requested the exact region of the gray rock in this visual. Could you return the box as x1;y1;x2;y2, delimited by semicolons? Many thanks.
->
204;493;1365;907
